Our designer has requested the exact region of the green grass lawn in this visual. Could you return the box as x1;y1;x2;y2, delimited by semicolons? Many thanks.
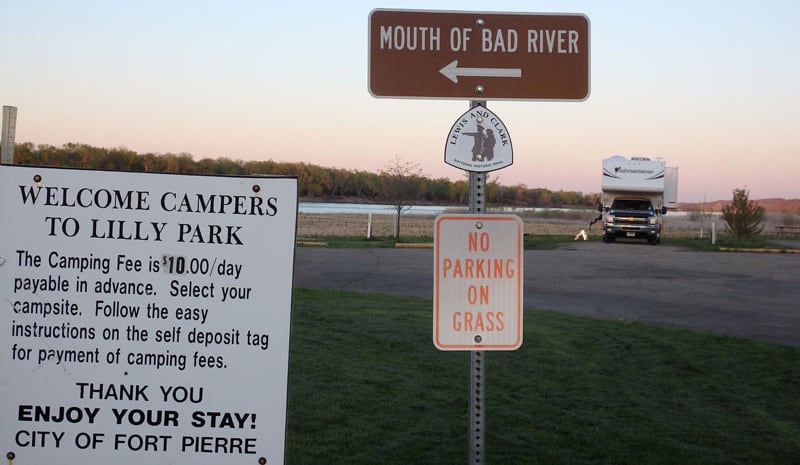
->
286;288;799;464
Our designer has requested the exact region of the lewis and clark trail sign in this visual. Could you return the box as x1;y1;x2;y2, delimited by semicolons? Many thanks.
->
369;9;590;100
445;104;512;172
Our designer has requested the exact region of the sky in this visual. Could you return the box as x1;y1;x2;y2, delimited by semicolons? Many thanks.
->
1;0;798;203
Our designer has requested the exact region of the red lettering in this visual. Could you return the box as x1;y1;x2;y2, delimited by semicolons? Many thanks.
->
451;311;506;332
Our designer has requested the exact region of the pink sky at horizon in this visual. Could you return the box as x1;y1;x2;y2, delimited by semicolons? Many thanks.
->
2;1;798;203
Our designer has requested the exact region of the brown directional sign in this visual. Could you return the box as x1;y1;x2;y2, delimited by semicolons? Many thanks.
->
369;9;590;100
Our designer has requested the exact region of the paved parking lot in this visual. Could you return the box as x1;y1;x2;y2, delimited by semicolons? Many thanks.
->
294;243;800;346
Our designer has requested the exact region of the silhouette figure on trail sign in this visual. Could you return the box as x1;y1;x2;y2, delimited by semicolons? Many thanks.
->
483;129;496;161
464;124;485;161
463;125;498;161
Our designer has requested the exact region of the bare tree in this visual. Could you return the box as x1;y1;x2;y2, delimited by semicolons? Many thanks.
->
380;155;424;241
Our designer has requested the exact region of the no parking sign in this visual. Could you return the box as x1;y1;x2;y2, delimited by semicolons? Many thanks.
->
433;214;523;350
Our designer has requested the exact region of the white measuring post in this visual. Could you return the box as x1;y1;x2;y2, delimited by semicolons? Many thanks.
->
1;106;17;164
712;221;717;245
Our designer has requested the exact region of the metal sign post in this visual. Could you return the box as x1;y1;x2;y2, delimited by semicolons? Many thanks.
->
469;349;486;465
468;100;486;465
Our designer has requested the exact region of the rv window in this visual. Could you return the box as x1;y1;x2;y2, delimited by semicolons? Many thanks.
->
612;199;653;211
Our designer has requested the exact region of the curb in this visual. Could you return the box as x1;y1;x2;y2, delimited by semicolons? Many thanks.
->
297;241;328;247
719;247;800;254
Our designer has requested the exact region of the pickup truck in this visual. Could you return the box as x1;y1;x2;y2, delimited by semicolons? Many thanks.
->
602;197;665;245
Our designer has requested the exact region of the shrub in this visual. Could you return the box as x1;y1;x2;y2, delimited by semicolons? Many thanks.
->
721;188;764;239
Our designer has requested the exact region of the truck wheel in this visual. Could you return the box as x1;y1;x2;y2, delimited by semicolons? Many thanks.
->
648;237;658;245
603;234;614;243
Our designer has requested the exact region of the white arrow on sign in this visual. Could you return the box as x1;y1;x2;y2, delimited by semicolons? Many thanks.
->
439;60;523;83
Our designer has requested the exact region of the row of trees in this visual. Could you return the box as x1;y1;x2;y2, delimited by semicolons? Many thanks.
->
12;142;599;208
8;142;776;240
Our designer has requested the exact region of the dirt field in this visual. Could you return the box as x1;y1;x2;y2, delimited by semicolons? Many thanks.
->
297;212;593;238
297;211;797;239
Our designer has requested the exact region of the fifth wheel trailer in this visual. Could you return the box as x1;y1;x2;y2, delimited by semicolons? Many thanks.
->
599;156;678;245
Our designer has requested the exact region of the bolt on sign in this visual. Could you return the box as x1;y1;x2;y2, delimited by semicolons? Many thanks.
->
369;9;590;100
434;214;523;350
0;165;297;465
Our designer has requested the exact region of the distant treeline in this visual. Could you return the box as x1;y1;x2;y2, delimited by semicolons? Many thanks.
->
12;142;599;208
